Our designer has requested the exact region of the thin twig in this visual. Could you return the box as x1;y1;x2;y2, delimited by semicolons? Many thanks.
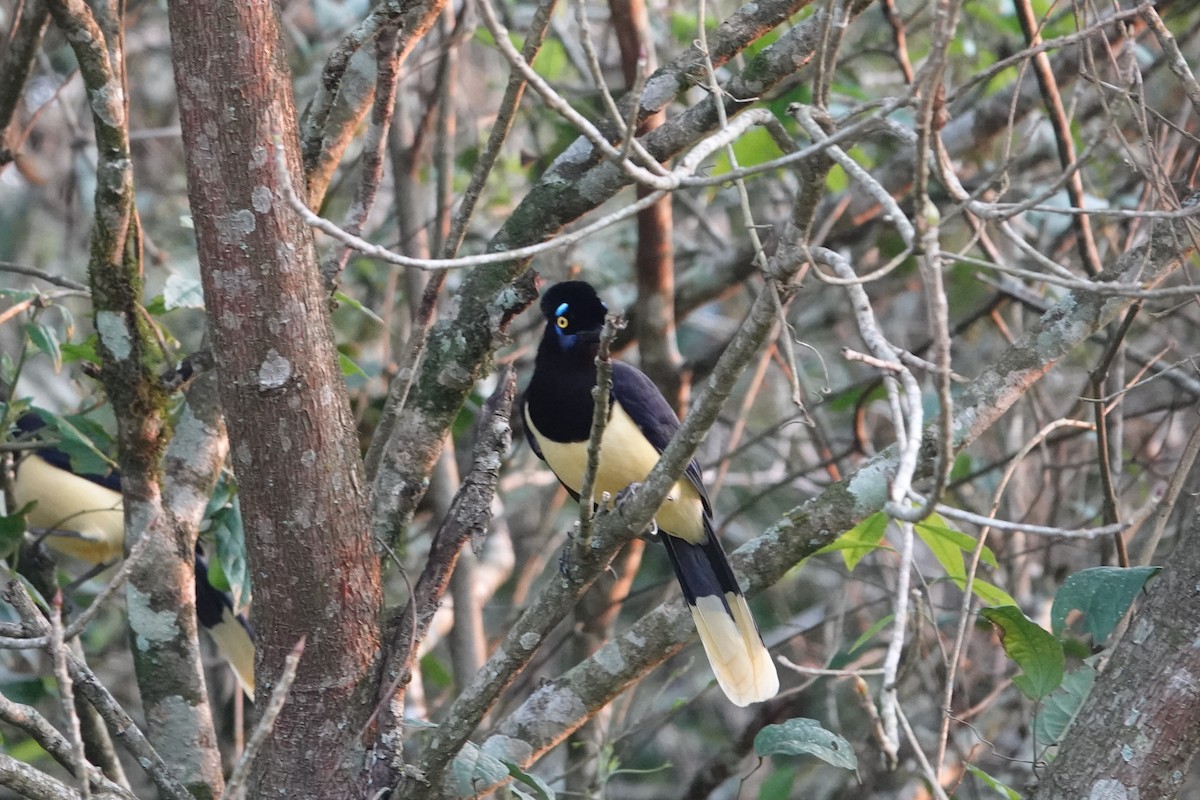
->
1138;415;1200;565
442;0;557;258
934;417;1094;771
48;594;88;799
0;261;89;291
0;531;154;650
1012;0;1102;276
277;108;782;271
223;637;306;800
321;20;404;292
898;703;951;800
0;690;134;798
578;315;623;539
1139;2;1200;123
913;488;1162;540
1090;303;1142;567
2;581;191;800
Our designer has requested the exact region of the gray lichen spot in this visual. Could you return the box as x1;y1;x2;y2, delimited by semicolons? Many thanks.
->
1089;779;1132;800
127;585;181;649
95;310;132;360
64;25;96;45
170;404;215;459
1131;616;1154;645
169;485;207;519
519;632;540;651
481;734;533;766
87;85;123;128
1121;744;1134;762
625;632;645;648
251;185;273;214
258;349;292;390
216;208;257;245
557;138;595;171
158;696;207;775
502;683;586;742
250;145;269;169
220;309;243;331
1124;707;1141;726
438;363;474;390
593;641;626;674
234;440;252;469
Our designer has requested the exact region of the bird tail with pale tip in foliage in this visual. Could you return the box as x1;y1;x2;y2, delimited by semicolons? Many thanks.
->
661;526;779;706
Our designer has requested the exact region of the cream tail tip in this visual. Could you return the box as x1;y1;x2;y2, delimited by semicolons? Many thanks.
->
691;593;779;707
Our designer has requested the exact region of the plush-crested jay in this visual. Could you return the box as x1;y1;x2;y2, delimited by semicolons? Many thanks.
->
10;412;255;700
522;281;778;706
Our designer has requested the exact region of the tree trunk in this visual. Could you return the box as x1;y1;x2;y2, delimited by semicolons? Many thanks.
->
1030;504;1200;799
166;2;384;797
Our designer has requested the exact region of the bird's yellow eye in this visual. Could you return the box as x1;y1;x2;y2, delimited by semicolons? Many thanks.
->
556;316;569;329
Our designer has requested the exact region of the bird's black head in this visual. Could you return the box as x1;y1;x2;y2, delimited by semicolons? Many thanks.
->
540;281;608;351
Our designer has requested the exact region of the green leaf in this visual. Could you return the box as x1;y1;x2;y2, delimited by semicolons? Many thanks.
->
42;414;114;476
848;614;893;654
757;766;797;800
0;288;39;303
504;761;555;800
339;351;367;380
207;494;249;611
754;718;857;770
403;716;439;729
144;294;168;315
333;291;385;326
1034;666;1096;746
448;742;509;796
1050;566;1160;644
914;515;1013;605
980;606;1064;701
25;322;62;373
531;38;568;81
916;515;998;568
967;579;1017;609
0;505;31;559
0;678;50;705
713;125;785;176
60;336;100;365
421;653;453;689
966;763;1023;800
818;511;888;571
949;452;974;483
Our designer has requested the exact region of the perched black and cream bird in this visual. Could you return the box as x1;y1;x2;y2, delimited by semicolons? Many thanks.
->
522;281;779;706
10;413;256;700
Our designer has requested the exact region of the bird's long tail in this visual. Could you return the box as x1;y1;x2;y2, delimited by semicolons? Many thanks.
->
661;524;778;706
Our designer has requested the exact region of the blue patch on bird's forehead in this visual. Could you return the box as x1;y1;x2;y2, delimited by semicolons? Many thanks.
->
555;302;569;316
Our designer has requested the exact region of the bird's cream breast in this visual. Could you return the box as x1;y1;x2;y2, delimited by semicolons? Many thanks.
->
526;402;705;542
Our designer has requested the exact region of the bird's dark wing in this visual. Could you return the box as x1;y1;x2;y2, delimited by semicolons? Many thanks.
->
609;361;711;514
